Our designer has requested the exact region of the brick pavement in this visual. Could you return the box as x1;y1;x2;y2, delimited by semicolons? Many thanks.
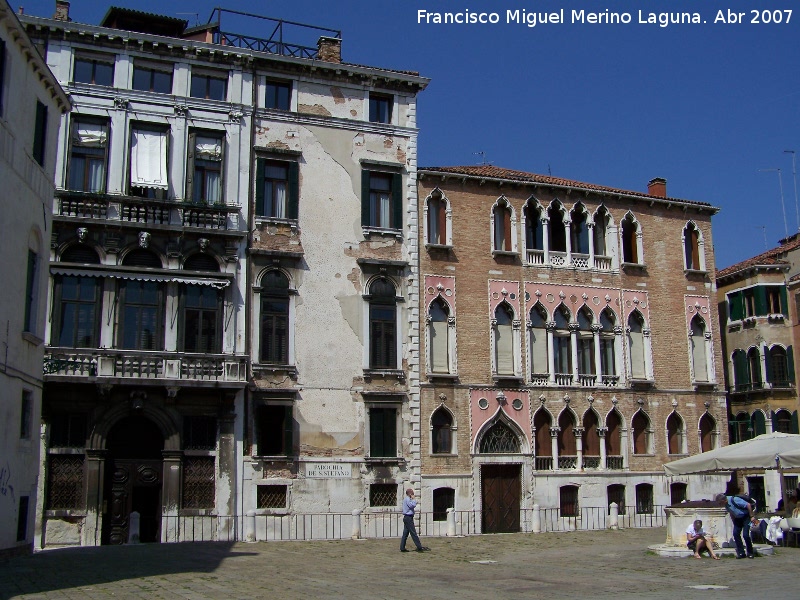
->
1;527;797;600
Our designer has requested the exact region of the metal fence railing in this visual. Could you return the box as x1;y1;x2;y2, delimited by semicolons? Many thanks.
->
128;505;666;544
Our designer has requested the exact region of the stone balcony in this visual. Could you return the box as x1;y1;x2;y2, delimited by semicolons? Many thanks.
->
54;190;244;235
43;347;248;388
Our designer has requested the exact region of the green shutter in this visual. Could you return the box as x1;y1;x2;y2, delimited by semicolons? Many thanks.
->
788;345;795;384
255;158;265;216
361;170;370;226
287;161;299;220
282;405;293;457
33;101;47;166
729;291;744;321
733;350;747;388
370;408;384;457
752;411;766;436
780;285;788;317
764;345;772;385
384;408;397;457
24;251;36;332
391;173;403;230
755;286;768;316
791;411;799;434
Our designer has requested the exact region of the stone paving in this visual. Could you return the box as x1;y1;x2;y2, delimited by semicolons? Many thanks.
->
1;527;797;600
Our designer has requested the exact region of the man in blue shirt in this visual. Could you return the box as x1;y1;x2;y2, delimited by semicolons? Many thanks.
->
401;488;430;552
717;493;758;558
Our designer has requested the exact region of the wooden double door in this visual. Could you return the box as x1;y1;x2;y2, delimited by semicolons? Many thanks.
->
103;459;162;545
481;464;521;533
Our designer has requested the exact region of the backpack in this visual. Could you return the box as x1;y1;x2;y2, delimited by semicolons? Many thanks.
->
727;495;751;518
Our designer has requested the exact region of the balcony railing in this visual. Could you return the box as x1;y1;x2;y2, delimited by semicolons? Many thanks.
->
577;373;596;387
54;191;240;231
582;456;601;469
571;253;590;269
601;374;620;387
526;249;545;265
606;455;624;470
530;373;549;386
534;456;553;471
549;251;567;267
554;372;573;385
558;455;578;469
594;255;612;270
44;348;247;384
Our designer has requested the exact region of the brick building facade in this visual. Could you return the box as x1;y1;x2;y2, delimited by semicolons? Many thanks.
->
417;166;728;531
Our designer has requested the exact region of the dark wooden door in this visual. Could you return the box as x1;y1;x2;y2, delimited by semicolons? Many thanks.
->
481;464;521;533
104;459;162;544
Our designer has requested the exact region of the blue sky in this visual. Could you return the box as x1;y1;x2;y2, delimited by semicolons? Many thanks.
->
19;0;800;269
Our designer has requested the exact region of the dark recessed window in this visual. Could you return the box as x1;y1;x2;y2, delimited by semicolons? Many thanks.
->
183;416;218;451
265;80;291;110
369;93;392;124
20;391;32;439
257;485;288;509
256;405;293;457
190;72;227;101
369;406;397;458
133;64;173;94
73;56;114;86
32;101;47;167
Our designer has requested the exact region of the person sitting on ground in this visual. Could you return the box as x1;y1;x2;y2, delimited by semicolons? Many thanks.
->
686;519;720;560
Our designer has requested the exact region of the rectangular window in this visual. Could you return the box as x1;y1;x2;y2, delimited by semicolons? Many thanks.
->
24;250;38;333
369;483;397;507
132;63;173;94
0;40;6;116
16;497;29;542
256;404;293;457
20;391;32;439
130;126;169;198
766;286;782;314
255;158;299;219
362;171;403;229
187;132;224;204
257;485;288;509
46;455;84;510
260;292;289;364
607;485;626;515
119;280;163;351
73;55;114;86
265;79;291;110
369;406;397;458
56;276;100;348
182;456;215;509
368;93;392;123
743;289;756;318
183;416;217;451
560;485;578;517
50;414;87;448
635;484;654;514
190;71;227;101
181;285;221;353
32;101;47;167
68;119;109;193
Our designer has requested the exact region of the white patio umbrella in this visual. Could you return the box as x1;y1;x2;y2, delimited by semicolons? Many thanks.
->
664;432;800;511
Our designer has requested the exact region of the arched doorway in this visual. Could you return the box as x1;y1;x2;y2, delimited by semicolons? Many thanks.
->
478;420;522;534
102;415;164;544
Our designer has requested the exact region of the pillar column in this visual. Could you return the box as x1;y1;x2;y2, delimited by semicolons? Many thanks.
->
598;426;608;470
550;426;561;470
546;322;556;384
218;393;237;540
83;448;107;547
569;323;580;383
587;221;595;268
161;450;182;543
565;220;573;266
542;217;550;265
574;427;584;471
592;325;603;385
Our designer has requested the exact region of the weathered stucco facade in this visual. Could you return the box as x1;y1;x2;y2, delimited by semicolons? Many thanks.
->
417;167;729;531
0;0;69;556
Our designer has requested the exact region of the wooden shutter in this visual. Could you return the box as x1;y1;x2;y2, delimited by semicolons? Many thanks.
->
764;346;772;385
437;198;447;244
255;158;265;216
690;228;700;269
361;170;370;226
33;101;47;166
282;405;293;456
370;408;384;457
780;285;788;317
383;408;396;457
629;227;638;263
755;286;767;316
185;131;196;203
729;292;744;321
503;208;512;250
391;172;403;229
788;345;795;384
287;161;299;220
791;410;799;434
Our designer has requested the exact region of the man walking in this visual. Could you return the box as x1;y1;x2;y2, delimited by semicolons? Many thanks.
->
400;488;430;553
717;493;758;558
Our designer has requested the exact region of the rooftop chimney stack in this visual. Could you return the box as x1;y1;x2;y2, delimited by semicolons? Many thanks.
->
647;177;667;198
53;0;70;21
18;6;23;15
317;36;342;64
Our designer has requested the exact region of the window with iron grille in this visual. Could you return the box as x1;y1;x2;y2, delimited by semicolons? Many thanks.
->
182;456;215;509
607;484;626;515
432;487;454;521
370;483;397;507
183;416;217;450
479;420;520;453
635;483;654;514
257;485;288;509
560;485;579;517
46;455;84;510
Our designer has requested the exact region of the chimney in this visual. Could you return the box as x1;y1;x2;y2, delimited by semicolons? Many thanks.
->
647;177;667;198
53;0;70;21
18;6;23;15
317;36;342;64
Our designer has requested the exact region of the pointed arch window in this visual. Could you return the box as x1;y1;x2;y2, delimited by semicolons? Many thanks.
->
426;191;449;246
582;411;600;464
632;410;651;455
605;410;623;468
553;305;572;379
593;207;610;258
690;315;709;382
525;202;544;264
493;201;513;252
683;222;703;271
627;311;647;380
666;412;686;455
431;407;453;454
747;347;762;389
369;278;398;369
529;303;548;376
548;203;567;253
533;409;552;470
577;307;595;379
479;420;520;453
429;298;451;374
494;303;515;375
558;411;577;462
699;413;715;452
570;206;589;255
599;308;617;378
260;270;290;364
621;213;641;264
